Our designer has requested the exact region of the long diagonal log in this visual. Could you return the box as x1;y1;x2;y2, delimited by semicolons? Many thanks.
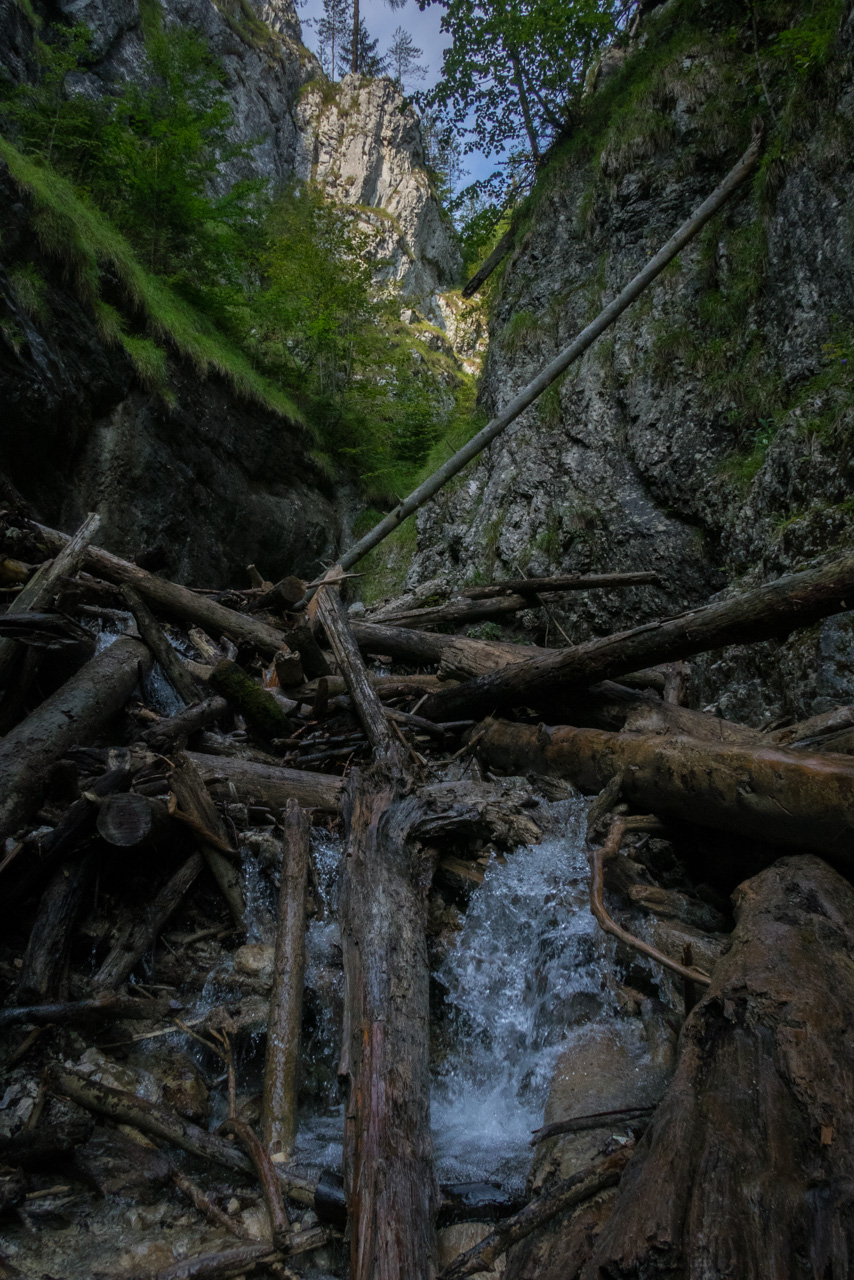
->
0;512;100;681
322;128;763;579
120;584;201;706
262;800;309;1159
169;754;245;928
477;718;854;863
421;552;854;721
0;634;152;842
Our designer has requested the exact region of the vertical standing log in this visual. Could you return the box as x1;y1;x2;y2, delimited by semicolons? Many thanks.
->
262;800;310;1159
313;569;438;1280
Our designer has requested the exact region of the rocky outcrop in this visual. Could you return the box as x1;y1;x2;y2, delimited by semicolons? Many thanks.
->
297;74;462;324
405;1;854;724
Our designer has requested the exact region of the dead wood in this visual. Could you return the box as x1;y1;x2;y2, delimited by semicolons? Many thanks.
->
169;754;245;928
171;1169;250;1240
582;856;854;1279
589;816;712;985
461;224;516;297
439;1148;633;1280
261;800;309;1159
210;658;293;741
118;1242;279;1280
185;751;343;811
0;611;95;653
45;1065;318;1207
92;851;204;989
0;634;152;842
273;646;304;688
287;620;330;680
530;1107;653;1147
142;697;229;751
477;718;854;862
17;852;96;1002
768;704;854;749
0;992;171;1028
421;551;854;722
95;793;171;849
461;572;661;599
120;584;201;706
0;512;100;681
219;1116;290;1249
34;522;290;655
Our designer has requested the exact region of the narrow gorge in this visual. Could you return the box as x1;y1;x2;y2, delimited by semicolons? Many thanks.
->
1;0;854;1277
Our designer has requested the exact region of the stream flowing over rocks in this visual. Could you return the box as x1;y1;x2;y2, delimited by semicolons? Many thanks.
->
2;0;854;1277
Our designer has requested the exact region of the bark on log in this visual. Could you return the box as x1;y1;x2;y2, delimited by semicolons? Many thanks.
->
477;719;854;863
120;584;201;706
0;635;152;842
461;572;661;599
262;800;309;1159
421;552;854;722
92;851;204;989
96;793;171;849
339;770;438;1280
352;619;551;680
169;754;245;928
0;992;171;1028
185;752;343;811
583;856;854;1280
461;225;516;297
17;852;95;1002
0;512;100;681
313;575;395;754
34;522;289;655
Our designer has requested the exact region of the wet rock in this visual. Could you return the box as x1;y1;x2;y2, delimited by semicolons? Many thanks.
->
233;942;275;985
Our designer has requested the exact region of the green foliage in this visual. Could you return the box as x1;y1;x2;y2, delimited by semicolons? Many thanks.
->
8;263;48;320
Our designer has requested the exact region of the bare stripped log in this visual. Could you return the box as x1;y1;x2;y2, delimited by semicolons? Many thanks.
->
169;754;244;928
17;852;95;1002
0;634;152;842
45;1065;318;1207
461;224;516;297
312;572;394;752
462;571;661;599
0;512;100;681
422;552;854;722
439;1148;632;1280
120;584;200;706
34;521;289;655
477;718;854;863
530;1107;652;1146
186;752;343;810
262;800;309;1159
0;992;171;1028
96;793;171;849
92;852;204;989
328;128;763;578
352;619;552;679
219;1116;290;1249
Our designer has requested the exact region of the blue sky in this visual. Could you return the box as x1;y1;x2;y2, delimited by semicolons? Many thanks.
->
296;0;494;190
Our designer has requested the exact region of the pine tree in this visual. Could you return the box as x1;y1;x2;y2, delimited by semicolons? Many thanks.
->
387;25;427;91
315;0;350;80
341;18;389;77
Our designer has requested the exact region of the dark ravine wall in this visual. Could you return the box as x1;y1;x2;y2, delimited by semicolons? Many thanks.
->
407;0;854;726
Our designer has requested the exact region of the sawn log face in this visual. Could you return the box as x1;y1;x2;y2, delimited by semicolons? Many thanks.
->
339;767;438;1280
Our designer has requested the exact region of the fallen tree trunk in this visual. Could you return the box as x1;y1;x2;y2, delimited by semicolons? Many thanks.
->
96;793;171;849
34;522;291;655
169;754;245;928
582;856;854;1279
121;584;201;707
462;571;661;599
421;552;854;722
261;800;309;1159
352;620;551;677
17;852;95;1002
185;752;343;811
0;634;152;842
477;719;854;863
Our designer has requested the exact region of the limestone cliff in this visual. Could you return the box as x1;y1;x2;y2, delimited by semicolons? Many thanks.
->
405;0;854;725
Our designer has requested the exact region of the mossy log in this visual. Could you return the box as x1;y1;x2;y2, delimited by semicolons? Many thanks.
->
210;658;293;741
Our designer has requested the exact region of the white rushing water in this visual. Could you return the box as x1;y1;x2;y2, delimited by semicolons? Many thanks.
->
431;795;615;1191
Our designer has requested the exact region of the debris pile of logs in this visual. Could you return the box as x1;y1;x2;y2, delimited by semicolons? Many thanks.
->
2;508;854;1280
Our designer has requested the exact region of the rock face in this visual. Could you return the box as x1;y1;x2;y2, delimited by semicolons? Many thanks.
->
406;2;854;724
297;74;462;324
